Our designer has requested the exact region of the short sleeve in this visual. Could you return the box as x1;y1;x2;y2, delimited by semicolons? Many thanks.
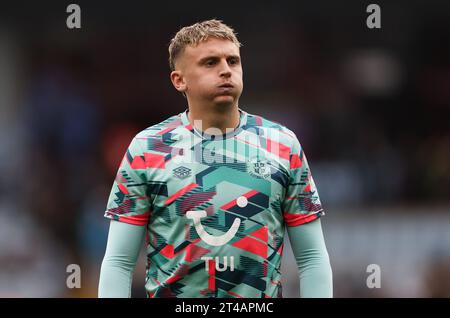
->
104;137;151;226
282;137;324;227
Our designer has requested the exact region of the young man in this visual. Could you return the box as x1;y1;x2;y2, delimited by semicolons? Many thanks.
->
99;19;332;298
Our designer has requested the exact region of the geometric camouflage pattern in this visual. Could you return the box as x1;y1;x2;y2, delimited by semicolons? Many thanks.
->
105;109;324;298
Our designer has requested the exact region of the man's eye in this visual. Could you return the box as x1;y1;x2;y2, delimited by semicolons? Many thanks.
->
206;60;215;66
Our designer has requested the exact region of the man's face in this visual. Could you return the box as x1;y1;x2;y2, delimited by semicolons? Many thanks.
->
171;37;243;108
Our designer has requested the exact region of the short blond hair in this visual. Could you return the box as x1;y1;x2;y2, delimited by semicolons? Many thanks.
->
168;19;242;71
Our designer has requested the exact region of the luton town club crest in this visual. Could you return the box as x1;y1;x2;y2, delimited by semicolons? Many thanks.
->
248;157;272;179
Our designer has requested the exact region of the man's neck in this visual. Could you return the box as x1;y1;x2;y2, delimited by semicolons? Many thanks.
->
187;104;240;134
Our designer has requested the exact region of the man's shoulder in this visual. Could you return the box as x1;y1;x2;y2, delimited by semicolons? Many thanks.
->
126;112;186;154
133;112;185;140
244;111;299;146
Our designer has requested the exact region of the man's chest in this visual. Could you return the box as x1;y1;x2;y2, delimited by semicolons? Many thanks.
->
148;142;290;220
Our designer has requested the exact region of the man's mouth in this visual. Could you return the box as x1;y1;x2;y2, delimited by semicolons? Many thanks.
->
218;83;234;88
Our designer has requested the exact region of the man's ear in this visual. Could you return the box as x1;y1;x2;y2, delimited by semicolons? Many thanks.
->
170;70;187;93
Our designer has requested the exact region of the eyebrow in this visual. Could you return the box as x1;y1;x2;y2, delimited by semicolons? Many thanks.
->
198;54;241;64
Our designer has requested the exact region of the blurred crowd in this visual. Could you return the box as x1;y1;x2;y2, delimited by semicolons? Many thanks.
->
0;1;449;297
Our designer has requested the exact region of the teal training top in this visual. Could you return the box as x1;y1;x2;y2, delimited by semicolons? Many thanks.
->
100;109;332;298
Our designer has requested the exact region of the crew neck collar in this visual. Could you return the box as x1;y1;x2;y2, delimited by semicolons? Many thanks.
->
181;108;247;140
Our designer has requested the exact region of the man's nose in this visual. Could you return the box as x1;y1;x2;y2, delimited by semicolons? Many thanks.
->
219;60;232;77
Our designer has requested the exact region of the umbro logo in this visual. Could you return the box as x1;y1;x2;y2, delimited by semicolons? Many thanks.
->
173;166;192;179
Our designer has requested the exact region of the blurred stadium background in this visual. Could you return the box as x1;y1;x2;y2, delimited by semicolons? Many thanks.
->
0;1;449;297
